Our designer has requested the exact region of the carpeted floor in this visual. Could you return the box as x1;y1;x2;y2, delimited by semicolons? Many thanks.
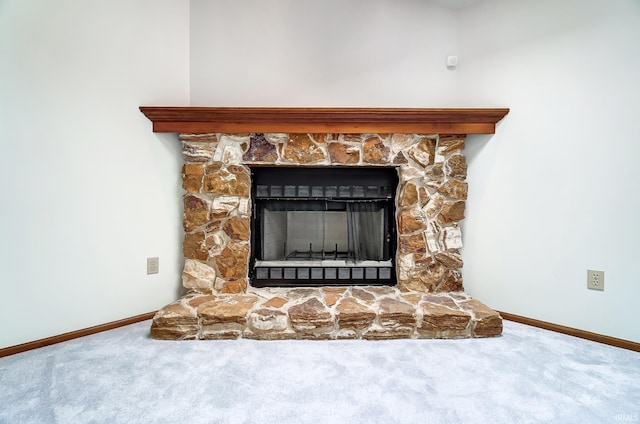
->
0;320;638;424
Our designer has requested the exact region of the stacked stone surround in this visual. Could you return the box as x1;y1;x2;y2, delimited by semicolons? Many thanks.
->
151;131;503;340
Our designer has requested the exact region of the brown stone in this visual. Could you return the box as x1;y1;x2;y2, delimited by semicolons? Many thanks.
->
362;136;390;164
400;293;424;304
392;152;408;164
184;163;205;176
183;231;208;261
243;330;297;341
200;331;241;340
223;217;250;241
419;302;471;338
183;196;210;232
399;182;418;207
327;142;360;164
288;298;334;333
422;294;459;309
221;279;247;294
243;133;278;162
460;299;503;337
187;295;217;308
203;165;250;196
379;297;417;327
398;208;427;234
263;297;288;308
438;201;466;224
438;137;465;156
182;174;203;192
413;261;447;291
215;242;249;279
351;288;376;304
336;297;376;330
418;187;429;207
248;308;289;332
408;138;436;167
198;295;258;327
282;134;325;164
342;134;363;143
435;251;464;269
180;133;218;143
150;302;199;340
438;179;468;200
425;193;444;218
399;233;426;254
446;154;467;178
436;270;464;292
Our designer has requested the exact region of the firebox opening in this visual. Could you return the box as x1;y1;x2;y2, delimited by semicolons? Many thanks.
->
249;167;398;287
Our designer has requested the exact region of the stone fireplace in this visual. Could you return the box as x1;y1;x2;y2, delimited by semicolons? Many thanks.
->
140;107;508;340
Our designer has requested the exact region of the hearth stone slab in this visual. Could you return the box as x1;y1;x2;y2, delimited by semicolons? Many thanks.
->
150;287;502;341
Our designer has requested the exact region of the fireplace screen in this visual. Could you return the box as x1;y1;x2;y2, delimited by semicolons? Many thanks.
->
250;167;397;287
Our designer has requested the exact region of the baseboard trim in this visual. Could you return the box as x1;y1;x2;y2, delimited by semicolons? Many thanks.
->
0;311;156;358
499;311;640;352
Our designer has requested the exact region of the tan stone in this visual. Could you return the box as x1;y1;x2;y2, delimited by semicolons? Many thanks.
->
425;193;444;218
341;134;363;143
285;288;319;300
379;297;417;327
205;231;226;257
399;233;427;254
213;135;248;164
419;302;471;338
399;182;418;207
223;217;250;241
438;179;468;200
435;251;464;269
362;327;414;340
203;165;250;196
324;292;342;307
263;297;288;308
391;134;417;153
211;196;239;218
198;295;258;327
362;136;390;164
221;279;247;294
282;134;326;164
439;226;463;250
438;201;466;224
182;259;216;292
408;138;436;167
436;270;464;292
398;208;427;234
215;242;249;280
460;299;503;337
364;286;397;296
401;293;424;304
327;143;360;164
422;294;458;309
418;187;429;207
336;297;376;330
184;163;205;176
446;154;467;178
248;308;289;332
288;298;333;333
182;142;215;163
243;330;297;341
243;133;278;163
183;231;208;261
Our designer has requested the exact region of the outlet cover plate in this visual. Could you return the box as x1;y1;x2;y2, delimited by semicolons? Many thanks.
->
587;269;604;291
147;257;159;275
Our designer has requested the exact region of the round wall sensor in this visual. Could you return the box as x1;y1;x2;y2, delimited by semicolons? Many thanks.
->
446;56;458;68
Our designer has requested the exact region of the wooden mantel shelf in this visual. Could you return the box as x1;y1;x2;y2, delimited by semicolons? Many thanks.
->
139;107;509;134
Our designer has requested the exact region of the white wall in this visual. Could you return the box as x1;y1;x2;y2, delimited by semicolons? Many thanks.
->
0;0;190;348
190;0;459;107
457;0;640;342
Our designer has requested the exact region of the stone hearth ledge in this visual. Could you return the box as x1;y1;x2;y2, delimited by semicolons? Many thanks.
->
151;287;502;340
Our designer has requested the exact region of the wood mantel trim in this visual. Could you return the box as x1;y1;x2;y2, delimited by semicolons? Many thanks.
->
139;107;509;134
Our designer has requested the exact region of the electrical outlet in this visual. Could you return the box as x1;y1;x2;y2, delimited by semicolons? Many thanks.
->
147;257;159;275
587;269;604;291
